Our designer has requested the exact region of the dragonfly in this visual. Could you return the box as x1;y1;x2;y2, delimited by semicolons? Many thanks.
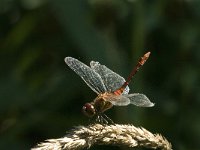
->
64;52;154;122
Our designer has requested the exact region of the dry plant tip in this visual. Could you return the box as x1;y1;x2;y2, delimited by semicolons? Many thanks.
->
32;123;172;150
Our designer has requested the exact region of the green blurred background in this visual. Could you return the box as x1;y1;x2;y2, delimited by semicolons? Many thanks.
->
0;0;200;149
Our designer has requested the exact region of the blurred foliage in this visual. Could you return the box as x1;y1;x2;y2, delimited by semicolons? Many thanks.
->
0;0;200;149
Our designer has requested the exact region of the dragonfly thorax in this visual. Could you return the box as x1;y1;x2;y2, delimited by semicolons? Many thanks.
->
82;93;113;118
93;93;113;113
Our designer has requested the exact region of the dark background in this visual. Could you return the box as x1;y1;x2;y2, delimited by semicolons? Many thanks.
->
0;0;200;149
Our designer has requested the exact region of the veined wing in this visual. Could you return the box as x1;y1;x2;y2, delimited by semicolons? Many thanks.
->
125;93;154;107
90;61;129;94
65;57;107;94
105;94;130;106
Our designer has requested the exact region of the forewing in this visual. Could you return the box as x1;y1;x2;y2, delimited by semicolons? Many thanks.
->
90;61;130;94
65;57;107;94
125;93;154;107
105;95;130;106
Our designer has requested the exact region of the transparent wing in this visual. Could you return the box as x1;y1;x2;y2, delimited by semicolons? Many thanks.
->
125;93;154;107
65;57;107;94
90;61;129;94
105;94;130;106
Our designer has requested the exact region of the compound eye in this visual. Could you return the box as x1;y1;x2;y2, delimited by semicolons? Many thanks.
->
82;103;96;117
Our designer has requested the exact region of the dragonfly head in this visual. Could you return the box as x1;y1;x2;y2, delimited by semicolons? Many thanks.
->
82;103;96;117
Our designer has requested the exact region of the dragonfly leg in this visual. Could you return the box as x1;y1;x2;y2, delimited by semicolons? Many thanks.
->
100;115;108;124
103;114;114;124
94;114;107;124
93;113;114;124
95;115;100;123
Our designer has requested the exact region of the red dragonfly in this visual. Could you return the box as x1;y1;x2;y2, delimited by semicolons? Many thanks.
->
64;52;154;121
